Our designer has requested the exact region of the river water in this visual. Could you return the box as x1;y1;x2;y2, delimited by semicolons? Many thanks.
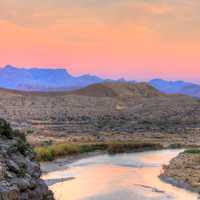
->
42;149;198;200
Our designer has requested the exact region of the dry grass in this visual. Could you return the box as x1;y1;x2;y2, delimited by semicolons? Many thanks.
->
35;141;163;162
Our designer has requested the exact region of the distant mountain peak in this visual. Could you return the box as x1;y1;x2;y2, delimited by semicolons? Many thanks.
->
4;64;15;69
1;66;200;98
0;65;105;91
149;78;200;98
3;65;19;71
2;65;69;73
150;79;186;84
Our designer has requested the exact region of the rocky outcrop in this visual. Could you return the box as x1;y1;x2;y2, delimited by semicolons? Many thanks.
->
0;119;54;200
160;152;200;192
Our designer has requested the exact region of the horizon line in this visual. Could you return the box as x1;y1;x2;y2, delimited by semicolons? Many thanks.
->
0;64;199;84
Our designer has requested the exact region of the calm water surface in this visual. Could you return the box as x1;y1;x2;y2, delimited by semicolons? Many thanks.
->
42;149;198;200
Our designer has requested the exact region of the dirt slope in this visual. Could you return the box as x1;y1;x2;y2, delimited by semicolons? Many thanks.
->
0;82;199;134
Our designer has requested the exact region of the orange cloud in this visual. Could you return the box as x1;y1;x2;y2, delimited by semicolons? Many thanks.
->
142;3;172;15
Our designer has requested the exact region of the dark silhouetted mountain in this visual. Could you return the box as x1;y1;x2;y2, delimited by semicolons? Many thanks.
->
149;79;200;98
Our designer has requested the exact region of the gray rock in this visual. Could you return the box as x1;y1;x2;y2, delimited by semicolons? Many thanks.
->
11;178;30;191
0;181;19;200
6;160;20;174
0;119;54;200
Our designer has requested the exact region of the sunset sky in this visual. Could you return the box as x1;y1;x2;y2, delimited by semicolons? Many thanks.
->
0;0;200;82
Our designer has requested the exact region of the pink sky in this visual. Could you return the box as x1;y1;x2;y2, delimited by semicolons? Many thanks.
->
0;0;200;82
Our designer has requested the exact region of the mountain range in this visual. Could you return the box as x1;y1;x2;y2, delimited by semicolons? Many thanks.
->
0;65;199;97
149;79;200;98
0;65;104;91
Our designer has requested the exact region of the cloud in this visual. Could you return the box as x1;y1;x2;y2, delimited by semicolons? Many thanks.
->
0;0;200;41
1;1;200;81
0;1;199;25
141;3;172;15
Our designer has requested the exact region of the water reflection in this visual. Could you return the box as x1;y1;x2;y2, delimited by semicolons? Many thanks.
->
42;149;198;200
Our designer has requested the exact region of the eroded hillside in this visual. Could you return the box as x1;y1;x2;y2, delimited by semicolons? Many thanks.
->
0;82;199;134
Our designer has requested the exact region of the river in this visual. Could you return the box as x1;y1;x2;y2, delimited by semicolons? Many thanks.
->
42;149;198;200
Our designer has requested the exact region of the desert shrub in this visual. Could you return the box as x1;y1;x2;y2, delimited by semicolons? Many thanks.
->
0;119;13;139
35;141;163;162
42;140;53;146
169;143;182;149
79;143;107;152
35;143;107;161
52;144;80;156
18;167;27;177
27;129;34;135
35;147;55;161
16;139;29;155
107;141;162;154
35;144;80;161
13;130;26;142
184;149;200;154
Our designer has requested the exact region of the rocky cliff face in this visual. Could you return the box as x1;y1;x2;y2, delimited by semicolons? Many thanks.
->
0;119;54;200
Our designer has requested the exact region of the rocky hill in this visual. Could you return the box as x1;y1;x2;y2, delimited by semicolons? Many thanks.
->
71;82;163;98
0;119;54;200
0;82;199;134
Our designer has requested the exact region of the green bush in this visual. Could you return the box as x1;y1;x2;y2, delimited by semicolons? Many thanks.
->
0;119;13;139
13;130;26;141
35;147;55;161
35;141;163;162
184;149;200;154
27;129;34;135
35;143;106;161
79;143;107;153
107;141;162;154
16;139;29;155
169;143;182;149
35;144;81;161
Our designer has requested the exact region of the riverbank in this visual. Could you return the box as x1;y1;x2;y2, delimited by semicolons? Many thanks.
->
34;130;200;162
160;149;200;193
42;149;199;200
41;145;200;196
40;144;200;200
41;150;107;174
35;131;200;194
36;131;200;175
35;141;164;172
